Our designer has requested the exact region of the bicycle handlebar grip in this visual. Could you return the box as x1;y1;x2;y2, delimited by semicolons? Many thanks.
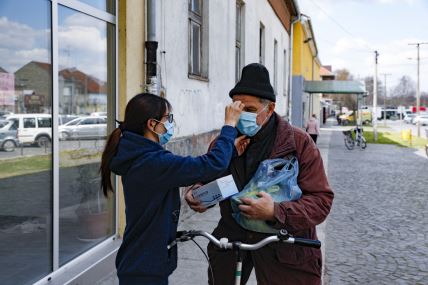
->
293;238;321;249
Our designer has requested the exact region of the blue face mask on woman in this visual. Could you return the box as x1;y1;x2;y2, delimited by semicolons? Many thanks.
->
153;120;174;145
236;105;269;137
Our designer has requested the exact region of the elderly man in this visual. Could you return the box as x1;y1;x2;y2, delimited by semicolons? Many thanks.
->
186;63;334;285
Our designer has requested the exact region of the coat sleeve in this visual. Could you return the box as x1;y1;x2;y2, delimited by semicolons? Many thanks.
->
272;133;334;233
151;125;237;188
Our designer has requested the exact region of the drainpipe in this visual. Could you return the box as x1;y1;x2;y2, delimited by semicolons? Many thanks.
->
145;0;158;95
288;14;300;123
310;51;318;119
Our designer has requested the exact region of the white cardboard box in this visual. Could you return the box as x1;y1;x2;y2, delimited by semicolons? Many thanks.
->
192;175;239;207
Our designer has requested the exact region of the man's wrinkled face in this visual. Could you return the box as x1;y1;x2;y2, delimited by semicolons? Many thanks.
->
232;94;275;126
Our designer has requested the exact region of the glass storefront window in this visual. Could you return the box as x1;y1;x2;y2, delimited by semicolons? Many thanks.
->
0;0;115;283
0;1;53;284
58;4;115;266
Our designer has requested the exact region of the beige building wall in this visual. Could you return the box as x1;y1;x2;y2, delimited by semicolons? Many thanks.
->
117;0;145;236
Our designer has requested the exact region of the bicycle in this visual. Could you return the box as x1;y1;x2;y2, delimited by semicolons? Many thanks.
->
343;126;367;150
168;229;321;285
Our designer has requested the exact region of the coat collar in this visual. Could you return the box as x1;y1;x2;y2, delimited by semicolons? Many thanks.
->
270;113;296;158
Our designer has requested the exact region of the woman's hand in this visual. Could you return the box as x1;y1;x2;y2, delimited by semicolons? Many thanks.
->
235;135;250;156
224;101;245;127
184;184;208;213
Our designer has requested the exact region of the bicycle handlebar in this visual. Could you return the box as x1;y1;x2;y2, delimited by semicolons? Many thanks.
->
168;229;321;250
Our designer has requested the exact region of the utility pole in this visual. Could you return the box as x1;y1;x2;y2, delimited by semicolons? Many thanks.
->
409;42;428;137
373;51;379;142
380;73;391;127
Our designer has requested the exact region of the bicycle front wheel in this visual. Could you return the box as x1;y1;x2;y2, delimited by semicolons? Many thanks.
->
360;137;367;150
344;136;355;150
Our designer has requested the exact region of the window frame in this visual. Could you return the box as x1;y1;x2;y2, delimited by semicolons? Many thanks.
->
259;22;265;65
188;0;209;80
51;0;118;277
273;39;278;94
235;1;245;83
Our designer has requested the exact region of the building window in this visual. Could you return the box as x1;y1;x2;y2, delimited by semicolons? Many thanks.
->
0;0;116;283
188;0;208;79
283;49;287;97
259;22;265;64
273;39;278;93
235;1;245;83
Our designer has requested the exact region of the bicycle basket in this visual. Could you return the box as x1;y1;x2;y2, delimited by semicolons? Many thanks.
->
230;157;302;234
342;130;352;136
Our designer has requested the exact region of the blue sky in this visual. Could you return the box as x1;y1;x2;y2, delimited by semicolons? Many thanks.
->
0;0;107;81
298;0;428;93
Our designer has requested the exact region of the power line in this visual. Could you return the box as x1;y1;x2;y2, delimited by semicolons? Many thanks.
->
306;0;374;52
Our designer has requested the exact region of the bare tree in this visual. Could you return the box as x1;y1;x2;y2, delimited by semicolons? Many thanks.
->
390;76;416;106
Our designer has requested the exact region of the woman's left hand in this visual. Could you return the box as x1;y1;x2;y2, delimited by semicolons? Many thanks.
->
235;135;250;156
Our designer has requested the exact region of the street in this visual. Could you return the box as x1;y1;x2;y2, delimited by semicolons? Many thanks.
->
380;119;428;139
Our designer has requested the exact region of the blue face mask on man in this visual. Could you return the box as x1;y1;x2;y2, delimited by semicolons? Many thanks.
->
153;119;174;145
236;105;269;137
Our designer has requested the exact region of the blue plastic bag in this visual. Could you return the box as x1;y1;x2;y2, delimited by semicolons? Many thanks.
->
230;157;302;233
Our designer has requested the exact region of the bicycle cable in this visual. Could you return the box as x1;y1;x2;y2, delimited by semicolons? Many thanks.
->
190;238;215;285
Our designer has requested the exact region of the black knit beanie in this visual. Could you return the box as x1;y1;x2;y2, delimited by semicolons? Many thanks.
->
229;63;276;102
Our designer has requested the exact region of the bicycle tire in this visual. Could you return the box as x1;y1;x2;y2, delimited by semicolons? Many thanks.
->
344;136;355;150
360;137;367;150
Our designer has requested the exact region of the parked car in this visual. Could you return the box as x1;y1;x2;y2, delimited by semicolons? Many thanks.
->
5;113;52;147
412;114;428;126
339;110;372;125
403;114;416;124
0;119;19;152
0;111;14;119
59;114;80;125
90;112;107;117
59;116;107;140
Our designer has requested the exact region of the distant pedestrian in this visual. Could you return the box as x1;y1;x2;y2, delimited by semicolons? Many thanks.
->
305;114;320;143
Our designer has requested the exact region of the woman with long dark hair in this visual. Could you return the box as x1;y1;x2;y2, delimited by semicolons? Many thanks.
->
100;93;246;285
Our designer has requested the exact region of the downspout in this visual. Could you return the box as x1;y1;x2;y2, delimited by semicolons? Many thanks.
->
288;14;300;123
311;51;317;119
145;0;158;95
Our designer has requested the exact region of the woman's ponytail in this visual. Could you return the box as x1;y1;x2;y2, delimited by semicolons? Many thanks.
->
100;127;122;197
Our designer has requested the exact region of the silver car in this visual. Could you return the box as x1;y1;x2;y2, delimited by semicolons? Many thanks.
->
0;119;19;152
59;116;107;140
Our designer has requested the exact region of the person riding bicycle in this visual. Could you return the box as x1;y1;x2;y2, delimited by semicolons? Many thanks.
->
186;63;334;285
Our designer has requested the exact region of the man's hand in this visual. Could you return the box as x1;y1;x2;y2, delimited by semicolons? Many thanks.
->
235;135;250;156
238;191;275;221
185;184;208;213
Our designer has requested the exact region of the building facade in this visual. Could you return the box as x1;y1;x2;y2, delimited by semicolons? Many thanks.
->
290;17;322;128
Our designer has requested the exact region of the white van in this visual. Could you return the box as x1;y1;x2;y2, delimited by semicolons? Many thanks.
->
6;113;52;147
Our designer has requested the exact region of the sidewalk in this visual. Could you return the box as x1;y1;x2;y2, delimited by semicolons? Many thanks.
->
170;129;333;285
323;123;428;284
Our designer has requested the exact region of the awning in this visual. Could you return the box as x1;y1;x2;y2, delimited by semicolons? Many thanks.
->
303;80;366;94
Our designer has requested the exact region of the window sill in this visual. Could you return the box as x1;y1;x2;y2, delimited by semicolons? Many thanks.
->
188;74;209;82
33;236;121;285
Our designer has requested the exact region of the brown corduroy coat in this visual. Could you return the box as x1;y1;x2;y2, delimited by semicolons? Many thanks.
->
208;113;334;285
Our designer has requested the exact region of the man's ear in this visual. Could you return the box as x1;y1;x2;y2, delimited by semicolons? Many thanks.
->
268;103;276;115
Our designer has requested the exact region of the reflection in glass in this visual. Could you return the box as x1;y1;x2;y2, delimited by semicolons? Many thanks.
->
0;0;52;284
58;5;114;266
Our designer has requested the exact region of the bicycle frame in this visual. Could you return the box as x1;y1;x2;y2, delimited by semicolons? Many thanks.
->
343;126;367;150
168;229;321;285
